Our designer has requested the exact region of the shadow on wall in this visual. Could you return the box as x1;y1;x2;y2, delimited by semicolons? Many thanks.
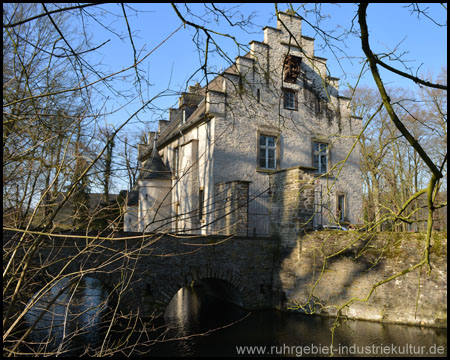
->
268;165;447;327
272;225;447;327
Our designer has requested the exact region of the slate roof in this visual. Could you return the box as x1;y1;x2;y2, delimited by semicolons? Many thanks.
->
139;150;172;180
155;99;206;149
125;190;139;206
143;53;248;158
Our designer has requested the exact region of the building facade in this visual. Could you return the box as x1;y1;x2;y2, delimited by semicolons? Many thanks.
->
124;12;363;235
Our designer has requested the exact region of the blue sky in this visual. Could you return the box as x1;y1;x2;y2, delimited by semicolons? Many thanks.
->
78;3;446;141
58;3;445;193
82;3;446;137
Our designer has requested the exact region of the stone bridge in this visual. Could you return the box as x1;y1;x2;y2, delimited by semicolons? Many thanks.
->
5;230;279;317
4;227;447;327
4;166;446;326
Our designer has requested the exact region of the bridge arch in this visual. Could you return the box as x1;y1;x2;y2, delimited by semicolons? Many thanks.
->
155;265;253;310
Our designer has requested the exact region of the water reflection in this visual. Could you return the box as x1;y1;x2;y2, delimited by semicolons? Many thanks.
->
24;276;109;356
22;276;447;357
163;279;249;356
155;287;447;357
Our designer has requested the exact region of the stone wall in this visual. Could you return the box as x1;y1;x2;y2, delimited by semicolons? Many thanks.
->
269;166;317;239
214;181;250;236
273;231;447;328
268;167;447;328
4;227;446;328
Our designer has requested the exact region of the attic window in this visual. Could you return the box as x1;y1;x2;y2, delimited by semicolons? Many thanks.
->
283;55;302;83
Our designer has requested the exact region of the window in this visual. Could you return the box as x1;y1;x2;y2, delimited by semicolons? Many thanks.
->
259;135;277;170
198;188;204;222
175;203;180;232
256;89;260;103
283;89;297;110
337;194;346;222
283;55;302;83
313;141;329;173
173;147;179;178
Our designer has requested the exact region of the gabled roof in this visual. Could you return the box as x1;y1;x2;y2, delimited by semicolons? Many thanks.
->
140;52;251;157
156;99;207;149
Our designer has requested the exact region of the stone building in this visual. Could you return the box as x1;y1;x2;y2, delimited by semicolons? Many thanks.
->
124;12;363;235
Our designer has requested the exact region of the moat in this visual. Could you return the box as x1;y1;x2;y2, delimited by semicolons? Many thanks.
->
24;277;447;357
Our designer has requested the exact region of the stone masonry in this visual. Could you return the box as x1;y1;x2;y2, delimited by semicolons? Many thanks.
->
273;231;447;328
5;230;276;318
5;226;446;327
129;11;364;235
214;181;250;236
268;167;447;328
269;166;317;241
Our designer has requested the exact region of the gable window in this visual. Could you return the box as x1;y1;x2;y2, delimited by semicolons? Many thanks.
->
313;141;329;173
259;135;277;170
283;55;302;83
283;89;298;110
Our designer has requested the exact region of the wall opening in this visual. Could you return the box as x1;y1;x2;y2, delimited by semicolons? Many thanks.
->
164;278;248;336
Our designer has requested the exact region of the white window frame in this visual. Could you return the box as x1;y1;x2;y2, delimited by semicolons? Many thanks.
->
198;187;204;222
313;141;329;174
259;135;277;170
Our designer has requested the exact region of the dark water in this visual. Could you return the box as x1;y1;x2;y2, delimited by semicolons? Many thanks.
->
23;277;109;356
24;279;447;357
153;285;447;357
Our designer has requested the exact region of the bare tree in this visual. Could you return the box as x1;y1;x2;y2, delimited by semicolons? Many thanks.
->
3;3;447;356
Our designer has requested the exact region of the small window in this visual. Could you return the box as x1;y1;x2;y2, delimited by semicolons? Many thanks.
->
259;135;277;170
256;89;260;103
283;89;297;110
175;203;180;232
198;188;204;222
313;141;329;173
337;194;346;222
173;147;179;178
